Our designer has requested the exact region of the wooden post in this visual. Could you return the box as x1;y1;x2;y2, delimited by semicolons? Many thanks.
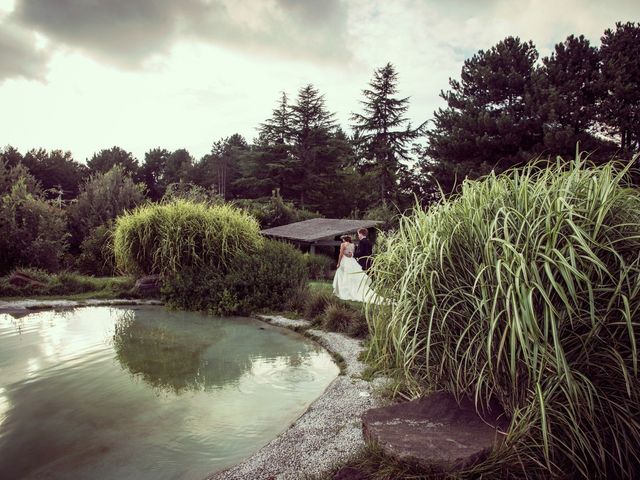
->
309;244;316;255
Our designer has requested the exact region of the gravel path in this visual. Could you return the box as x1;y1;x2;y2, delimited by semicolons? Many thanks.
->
207;314;389;480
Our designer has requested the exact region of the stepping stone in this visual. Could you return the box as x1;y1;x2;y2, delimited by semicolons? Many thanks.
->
362;391;508;472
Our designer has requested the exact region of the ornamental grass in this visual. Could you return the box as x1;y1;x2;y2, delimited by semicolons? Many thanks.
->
113;200;262;276
366;154;640;478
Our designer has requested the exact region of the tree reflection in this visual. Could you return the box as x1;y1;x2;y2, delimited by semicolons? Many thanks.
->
111;310;253;394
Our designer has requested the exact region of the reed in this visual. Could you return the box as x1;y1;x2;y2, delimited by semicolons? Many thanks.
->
113;200;262;276
366;153;640;478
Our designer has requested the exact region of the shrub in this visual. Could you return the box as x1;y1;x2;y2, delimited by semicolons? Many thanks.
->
0;179;68;274
366;155;640;478
228;239;308;313
0;269;136;298
162;239;308;315
76;223;116;276
234;192;321;229
303;253;334;280
67;165;145;250
113;200;262;276
304;290;337;324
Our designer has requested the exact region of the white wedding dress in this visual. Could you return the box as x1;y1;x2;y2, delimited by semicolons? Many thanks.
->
332;243;382;303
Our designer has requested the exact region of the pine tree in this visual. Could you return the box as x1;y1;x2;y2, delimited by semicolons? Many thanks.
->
352;63;423;205
599;22;640;155
425;37;541;192
290;84;336;207
535;34;607;158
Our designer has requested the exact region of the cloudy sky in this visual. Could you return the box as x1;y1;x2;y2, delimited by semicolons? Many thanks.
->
0;0;638;163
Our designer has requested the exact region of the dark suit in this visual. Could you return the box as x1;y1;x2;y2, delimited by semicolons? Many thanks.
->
355;237;373;271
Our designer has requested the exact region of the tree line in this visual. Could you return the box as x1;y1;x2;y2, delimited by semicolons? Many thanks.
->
1;21;639;274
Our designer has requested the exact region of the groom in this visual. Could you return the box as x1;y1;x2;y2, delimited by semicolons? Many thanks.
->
355;228;373;271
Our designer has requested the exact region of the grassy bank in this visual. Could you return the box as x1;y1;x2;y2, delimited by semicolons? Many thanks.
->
0;270;136;301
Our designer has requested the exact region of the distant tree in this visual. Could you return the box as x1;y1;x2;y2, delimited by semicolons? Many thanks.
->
87;146;139;176
535;35;611;158
599;22;640;155
194;134;250;200
0;158;41;196
352;63;424;205
22;148;86;200
139;148;171;200
164;148;194;186
0;145;24;167
290;84;337;207
138;148;194;200
425;37;541;192
67;165;146;250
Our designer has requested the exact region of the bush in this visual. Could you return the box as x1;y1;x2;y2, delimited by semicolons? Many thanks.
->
303;253;334;280
367;155;640;478
0;269;136;298
0;179;68;274
76;223;116;276
229;239;308;313
234;192;321;229
304;290;337;324
67;165;145;250
162;239;307;315
113;200;262;276
322;303;367;337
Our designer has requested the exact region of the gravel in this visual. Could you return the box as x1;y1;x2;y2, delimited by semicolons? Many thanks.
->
207;314;390;480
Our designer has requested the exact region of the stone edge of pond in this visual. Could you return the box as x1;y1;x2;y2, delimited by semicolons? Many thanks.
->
207;314;390;480
0;298;163;315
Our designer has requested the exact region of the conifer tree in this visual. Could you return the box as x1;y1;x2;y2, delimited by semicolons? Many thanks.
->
535;34;603;157
352;63;423;205
599;22;640;154
425;37;541;192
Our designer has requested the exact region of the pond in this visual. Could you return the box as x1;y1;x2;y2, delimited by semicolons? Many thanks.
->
0;306;339;479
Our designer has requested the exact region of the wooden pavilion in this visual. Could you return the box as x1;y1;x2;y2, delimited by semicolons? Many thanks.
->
260;218;382;254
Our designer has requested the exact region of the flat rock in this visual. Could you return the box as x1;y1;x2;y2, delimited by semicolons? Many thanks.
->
363;391;508;472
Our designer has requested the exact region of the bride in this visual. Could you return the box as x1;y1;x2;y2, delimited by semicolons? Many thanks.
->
332;235;382;303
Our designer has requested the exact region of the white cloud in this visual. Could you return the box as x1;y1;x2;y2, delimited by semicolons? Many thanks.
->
0;0;638;162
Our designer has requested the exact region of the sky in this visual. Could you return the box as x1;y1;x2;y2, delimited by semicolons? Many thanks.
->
0;0;639;164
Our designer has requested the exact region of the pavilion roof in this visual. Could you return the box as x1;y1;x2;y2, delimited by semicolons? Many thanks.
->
260;218;382;243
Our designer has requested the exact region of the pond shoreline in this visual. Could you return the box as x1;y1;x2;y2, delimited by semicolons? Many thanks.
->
0;300;388;480
207;314;390;480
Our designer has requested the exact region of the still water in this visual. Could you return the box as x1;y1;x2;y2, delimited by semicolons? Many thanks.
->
0;306;338;479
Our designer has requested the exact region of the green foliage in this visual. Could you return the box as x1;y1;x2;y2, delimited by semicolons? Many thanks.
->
162;239;307;315
113;200;262;276
161;182;222;205
21;148;86;200
234;192;321;229
600;21;640;153
425;37;541;193
367;155;640;478
227;239;308;314
0;179;69;274
351;62;425;205
68;166;146;249
0;158;41;197
303;289;337;323
362;203;400;232
322;303;367;337
0;269;135;298
76;223;116;276
87;146;139;177
303;253;334;280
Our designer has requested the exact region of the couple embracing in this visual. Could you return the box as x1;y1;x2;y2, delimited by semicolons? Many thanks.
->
332;228;382;303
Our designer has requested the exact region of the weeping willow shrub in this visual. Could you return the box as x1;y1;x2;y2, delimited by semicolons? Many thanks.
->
366;154;640;478
113;200;262;276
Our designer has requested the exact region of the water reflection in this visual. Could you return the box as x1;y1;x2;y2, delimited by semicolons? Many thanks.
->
0;306;338;480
